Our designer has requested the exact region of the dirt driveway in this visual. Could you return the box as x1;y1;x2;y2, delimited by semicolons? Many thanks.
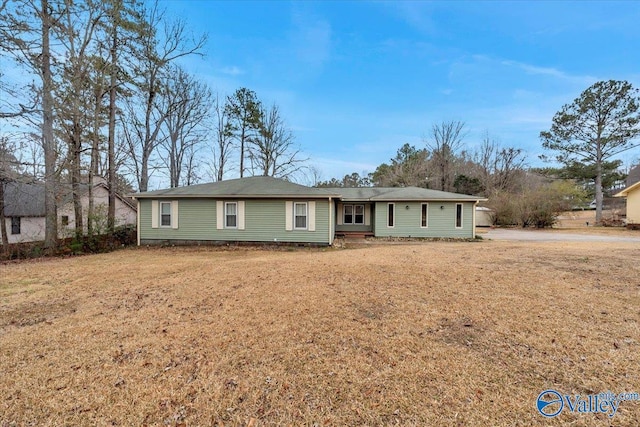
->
485;228;640;242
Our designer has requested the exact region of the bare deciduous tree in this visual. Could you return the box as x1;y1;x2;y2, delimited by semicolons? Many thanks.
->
210;94;234;181
56;0;104;238
249;103;306;178
159;65;212;188
476;133;526;195
427;120;466;192
124;2;206;191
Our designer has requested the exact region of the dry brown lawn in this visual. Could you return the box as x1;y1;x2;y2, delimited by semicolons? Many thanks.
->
1;241;639;426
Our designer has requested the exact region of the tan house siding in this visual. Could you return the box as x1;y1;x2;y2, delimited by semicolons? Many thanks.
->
615;181;640;226
627;186;640;225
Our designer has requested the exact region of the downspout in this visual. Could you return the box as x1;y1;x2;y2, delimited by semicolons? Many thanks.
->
136;198;140;246
472;201;478;239
328;197;332;245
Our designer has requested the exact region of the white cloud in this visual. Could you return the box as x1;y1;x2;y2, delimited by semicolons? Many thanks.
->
220;66;244;76
500;59;597;85
383;2;438;35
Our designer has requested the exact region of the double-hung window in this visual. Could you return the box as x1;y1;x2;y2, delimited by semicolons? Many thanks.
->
344;205;353;224
294;202;307;229
354;205;364;224
225;202;237;228
343;204;365;224
160;202;172;227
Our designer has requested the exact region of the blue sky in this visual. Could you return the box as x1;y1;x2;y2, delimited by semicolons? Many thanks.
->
167;1;640;180
0;0;636;188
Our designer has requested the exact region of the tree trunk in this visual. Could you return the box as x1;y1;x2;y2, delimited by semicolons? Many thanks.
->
107;10;119;231
71;125;83;239
88;86;103;237
138;75;156;192
0;181;8;251
595;155;603;225
107;67;116;226
140;160;149;192
42;0;58;250
88;173;94;237
239;127;245;178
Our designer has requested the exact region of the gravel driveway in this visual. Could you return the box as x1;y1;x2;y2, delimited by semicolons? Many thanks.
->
484;228;640;243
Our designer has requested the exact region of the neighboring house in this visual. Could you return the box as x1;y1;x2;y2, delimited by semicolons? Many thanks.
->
626;164;640;188
2;181;47;244
132;176;486;246
475;206;494;227
614;180;640;227
2;178;137;244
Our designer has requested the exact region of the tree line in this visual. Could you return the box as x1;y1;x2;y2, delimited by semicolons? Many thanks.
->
318;79;640;228
0;0;304;250
1;0;639;253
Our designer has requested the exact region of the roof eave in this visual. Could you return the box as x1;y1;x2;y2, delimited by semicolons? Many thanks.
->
614;180;640;197
130;193;339;199
370;197;488;202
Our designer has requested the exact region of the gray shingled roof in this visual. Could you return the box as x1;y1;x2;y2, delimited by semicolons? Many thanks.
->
627;164;640;187
327;186;486;202
132;177;486;201
3;180;136;217
132;176;341;199
3;181;46;217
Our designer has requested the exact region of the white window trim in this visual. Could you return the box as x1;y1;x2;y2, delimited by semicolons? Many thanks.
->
387;203;395;228
421;203;429;228
455;203;463;229
342;204;366;225
159;201;172;228
294;202;308;230
354;204;365;225
343;204;353;224
225;201;238;229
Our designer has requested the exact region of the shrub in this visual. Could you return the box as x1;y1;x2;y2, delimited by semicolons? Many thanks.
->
488;180;587;228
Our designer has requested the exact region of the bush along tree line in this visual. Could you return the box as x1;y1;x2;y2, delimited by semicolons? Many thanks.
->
0;0;305;255
318;80;640;228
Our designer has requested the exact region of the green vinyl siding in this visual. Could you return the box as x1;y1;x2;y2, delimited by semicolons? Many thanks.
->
140;198;330;244
373;201;475;238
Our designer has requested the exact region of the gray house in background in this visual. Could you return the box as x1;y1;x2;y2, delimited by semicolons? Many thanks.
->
132;176;486;246
2;179;137;244
2;182;47;244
